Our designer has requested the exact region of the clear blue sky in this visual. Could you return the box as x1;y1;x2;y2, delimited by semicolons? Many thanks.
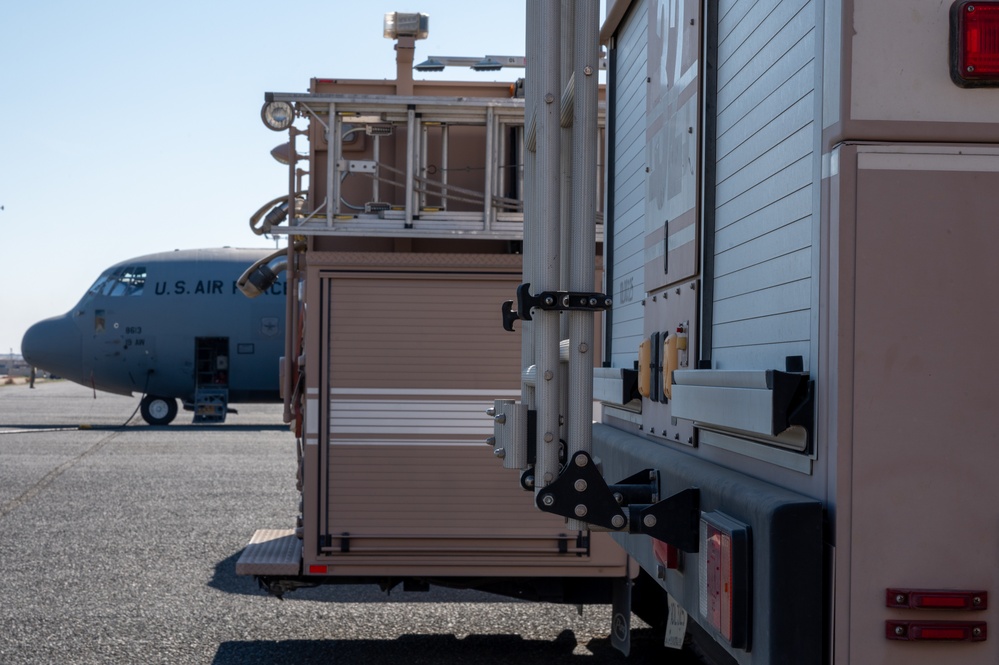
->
0;1;542;356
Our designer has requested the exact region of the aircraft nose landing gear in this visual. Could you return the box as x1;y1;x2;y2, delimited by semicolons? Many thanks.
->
140;394;178;425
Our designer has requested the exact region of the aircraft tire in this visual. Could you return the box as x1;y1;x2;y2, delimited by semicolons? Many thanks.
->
141;395;178;426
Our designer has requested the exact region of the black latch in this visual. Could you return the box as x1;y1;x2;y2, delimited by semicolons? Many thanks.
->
324;532;351;553
503;283;612;331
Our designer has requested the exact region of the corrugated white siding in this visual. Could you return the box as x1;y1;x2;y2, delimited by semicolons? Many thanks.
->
609;0;648;369
711;0;815;370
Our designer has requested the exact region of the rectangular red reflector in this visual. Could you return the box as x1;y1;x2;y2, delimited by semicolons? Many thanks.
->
308;564;328;575
951;1;999;86
702;527;728;637
886;588;988;611
698;511;750;649
886;620;987;642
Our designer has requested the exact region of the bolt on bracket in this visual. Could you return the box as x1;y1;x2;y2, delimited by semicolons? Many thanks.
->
535;455;701;552
535;451;627;530
503;282;612;331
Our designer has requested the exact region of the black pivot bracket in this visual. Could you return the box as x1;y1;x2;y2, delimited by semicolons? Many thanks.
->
536;451;628;530
628;486;701;553
503;283;612;332
606;469;700;552
536;459;701;552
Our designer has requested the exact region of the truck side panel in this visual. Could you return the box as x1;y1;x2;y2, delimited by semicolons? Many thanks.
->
836;145;999;663
596;1;999;663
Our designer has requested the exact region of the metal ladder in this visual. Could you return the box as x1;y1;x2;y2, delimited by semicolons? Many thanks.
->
193;387;228;423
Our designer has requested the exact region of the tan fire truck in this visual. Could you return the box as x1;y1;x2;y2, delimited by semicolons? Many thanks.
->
489;0;999;663
235;12;630;619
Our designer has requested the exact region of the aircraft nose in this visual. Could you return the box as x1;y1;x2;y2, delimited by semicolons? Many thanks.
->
21;315;83;381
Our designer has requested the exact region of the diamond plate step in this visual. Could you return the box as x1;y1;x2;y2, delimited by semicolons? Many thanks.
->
236;528;302;576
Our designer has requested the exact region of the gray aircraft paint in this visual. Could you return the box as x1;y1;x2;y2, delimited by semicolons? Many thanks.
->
21;247;284;416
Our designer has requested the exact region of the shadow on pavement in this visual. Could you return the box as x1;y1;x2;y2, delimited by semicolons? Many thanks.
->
211;629;679;664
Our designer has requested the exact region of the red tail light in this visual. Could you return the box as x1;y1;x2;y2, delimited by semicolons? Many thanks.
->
951;1;999;86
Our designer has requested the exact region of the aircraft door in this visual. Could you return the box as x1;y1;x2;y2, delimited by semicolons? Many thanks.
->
195;337;229;388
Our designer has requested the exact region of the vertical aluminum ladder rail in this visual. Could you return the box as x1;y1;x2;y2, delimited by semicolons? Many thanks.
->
558;1;575;484
327;102;339;228
534;0;562;490
508;0;542;473
567;0;599;461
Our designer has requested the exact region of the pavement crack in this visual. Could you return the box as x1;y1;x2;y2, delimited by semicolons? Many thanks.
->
0;430;123;519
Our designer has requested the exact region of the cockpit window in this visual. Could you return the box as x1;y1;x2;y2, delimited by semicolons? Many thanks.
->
86;271;114;297
86;266;147;297
107;266;146;296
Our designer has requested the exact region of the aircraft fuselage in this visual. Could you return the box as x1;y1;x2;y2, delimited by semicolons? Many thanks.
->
22;248;285;415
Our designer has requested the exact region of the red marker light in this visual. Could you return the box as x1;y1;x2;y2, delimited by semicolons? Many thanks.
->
886;588;988;611
886;620;987;642
308;564;328;575
951;1;999;86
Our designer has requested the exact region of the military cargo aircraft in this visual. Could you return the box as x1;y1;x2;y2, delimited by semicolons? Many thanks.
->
21;247;285;425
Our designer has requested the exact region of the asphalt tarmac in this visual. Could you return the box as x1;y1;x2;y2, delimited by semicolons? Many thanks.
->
0;381;703;664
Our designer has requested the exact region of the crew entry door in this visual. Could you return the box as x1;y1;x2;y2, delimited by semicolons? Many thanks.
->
195;336;229;388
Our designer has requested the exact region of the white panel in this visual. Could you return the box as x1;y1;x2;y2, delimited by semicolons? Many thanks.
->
713;279;811;325
711;341;811;372
714;216;812;279
716;0;814;108
713;311;811;352
713;186;811;249
712;247;811;301
851;0;999;124
671;384;774;435
716;86;815;185
715;125;814;210
610;0;649;369
710;0;816;372
330;399;496;437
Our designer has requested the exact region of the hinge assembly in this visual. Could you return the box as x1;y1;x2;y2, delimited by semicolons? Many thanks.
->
534;451;701;552
503;282;613;331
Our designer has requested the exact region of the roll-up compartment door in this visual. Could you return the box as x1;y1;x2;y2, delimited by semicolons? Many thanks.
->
317;268;624;573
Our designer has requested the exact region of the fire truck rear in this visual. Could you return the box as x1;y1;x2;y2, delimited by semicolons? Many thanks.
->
492;1;999;663
235;12;629;616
